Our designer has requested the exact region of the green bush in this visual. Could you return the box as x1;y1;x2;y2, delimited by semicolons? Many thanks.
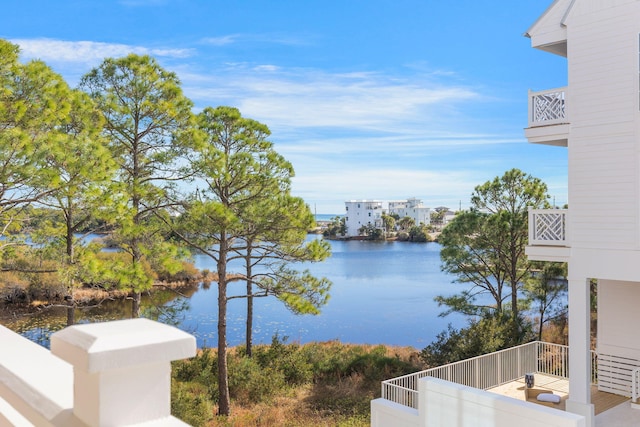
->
172;348;218;402
228;355;287;403
171;380;213;427
420;314;534;367
171;339;423;424
253;335;313;385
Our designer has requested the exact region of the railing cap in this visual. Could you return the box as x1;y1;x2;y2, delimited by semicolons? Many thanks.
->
51;318;196;373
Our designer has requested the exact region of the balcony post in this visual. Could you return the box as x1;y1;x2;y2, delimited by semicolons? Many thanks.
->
565;275;595;427
51;318;196;427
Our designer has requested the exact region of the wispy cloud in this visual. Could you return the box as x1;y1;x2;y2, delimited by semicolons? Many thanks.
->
182;65;481;134
11;38;193;65
200;35;239;46
200;33;312;47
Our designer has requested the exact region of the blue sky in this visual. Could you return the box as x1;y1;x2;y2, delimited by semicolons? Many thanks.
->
2;0;567;214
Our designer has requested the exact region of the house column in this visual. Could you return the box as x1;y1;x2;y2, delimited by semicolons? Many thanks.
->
565;275;594;426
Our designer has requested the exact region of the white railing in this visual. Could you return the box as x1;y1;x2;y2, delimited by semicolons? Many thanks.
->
632;367;640;405
529;208;569;247
381;341;597;410
528;87;568;127
0;318;196;426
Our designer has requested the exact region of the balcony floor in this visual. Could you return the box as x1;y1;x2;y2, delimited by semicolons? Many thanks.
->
487;374;636;425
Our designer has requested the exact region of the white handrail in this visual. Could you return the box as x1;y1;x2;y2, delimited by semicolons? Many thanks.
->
632;367;640;404
382;341;597;410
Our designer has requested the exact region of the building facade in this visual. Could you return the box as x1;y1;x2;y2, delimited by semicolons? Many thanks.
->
388;198;431;227
344;200;383;237
524;0;640;424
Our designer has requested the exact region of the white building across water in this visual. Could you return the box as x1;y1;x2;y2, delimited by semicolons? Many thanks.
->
344;200;384;237
388;198;431;227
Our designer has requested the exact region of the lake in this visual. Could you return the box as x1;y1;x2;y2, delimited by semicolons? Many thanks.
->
1;236;468;350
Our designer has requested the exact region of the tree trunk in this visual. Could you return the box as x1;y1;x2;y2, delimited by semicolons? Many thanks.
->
511;282;519;340
245;246;253;357
538;310;544;342
217;239;231;416
132;291;141;318
65;207;76;326
66;299;75;326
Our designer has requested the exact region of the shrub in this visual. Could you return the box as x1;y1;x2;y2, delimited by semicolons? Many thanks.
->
171;380;214;427
228;355;286;403
172;348;218;402
420;314;534;367
253;334;313;385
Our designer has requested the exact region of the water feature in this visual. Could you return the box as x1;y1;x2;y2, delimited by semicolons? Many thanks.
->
0;237;468;350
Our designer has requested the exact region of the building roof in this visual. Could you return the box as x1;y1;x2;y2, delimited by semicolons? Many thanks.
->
524;0;575;57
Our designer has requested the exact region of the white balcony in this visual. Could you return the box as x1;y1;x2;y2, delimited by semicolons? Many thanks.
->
526;208;571;262
0;318;196;426
525;87;569;147
372;342;637;427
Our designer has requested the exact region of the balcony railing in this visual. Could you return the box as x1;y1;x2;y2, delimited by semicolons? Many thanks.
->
528;87;568;127
381;341;596;410
529;208;569;247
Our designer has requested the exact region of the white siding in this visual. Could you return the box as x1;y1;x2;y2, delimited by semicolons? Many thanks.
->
344;200;383;237
565;0;640;250
598;279;640;358
526;0;572;53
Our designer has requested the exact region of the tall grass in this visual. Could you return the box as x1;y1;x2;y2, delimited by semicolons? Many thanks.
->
171;337;423;426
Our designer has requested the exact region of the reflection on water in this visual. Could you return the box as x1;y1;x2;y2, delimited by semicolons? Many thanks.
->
1;238;469;350
0;287;197;348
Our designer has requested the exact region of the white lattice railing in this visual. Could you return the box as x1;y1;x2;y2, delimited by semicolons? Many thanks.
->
529;208;569;247
381;341;597;410
528;87;568;127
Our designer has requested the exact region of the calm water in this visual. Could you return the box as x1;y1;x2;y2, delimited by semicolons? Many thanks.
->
1;237;467;350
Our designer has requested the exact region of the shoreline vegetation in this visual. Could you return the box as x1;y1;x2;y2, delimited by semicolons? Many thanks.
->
0;233;438;320
0;268;216;321
171;339;424;427
0;262;425;427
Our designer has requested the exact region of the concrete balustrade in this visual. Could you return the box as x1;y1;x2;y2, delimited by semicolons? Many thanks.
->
0;318;196;426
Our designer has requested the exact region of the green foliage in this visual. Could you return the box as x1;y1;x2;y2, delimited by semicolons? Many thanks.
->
408;225;431;242
419;313;534;367
171;381;214;427
358;223;384;240
524;261;568;340
170;338;422;420
381;213;396;233
228;356;287;403
437;169;550;337
323;216;346;237
0;39;88;243
397;216;415;231
80;53;195;315
177;106;332;414
252;335;313;385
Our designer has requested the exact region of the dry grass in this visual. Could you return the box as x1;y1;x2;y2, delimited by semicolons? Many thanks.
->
174;342;423;427
207;383;370;427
